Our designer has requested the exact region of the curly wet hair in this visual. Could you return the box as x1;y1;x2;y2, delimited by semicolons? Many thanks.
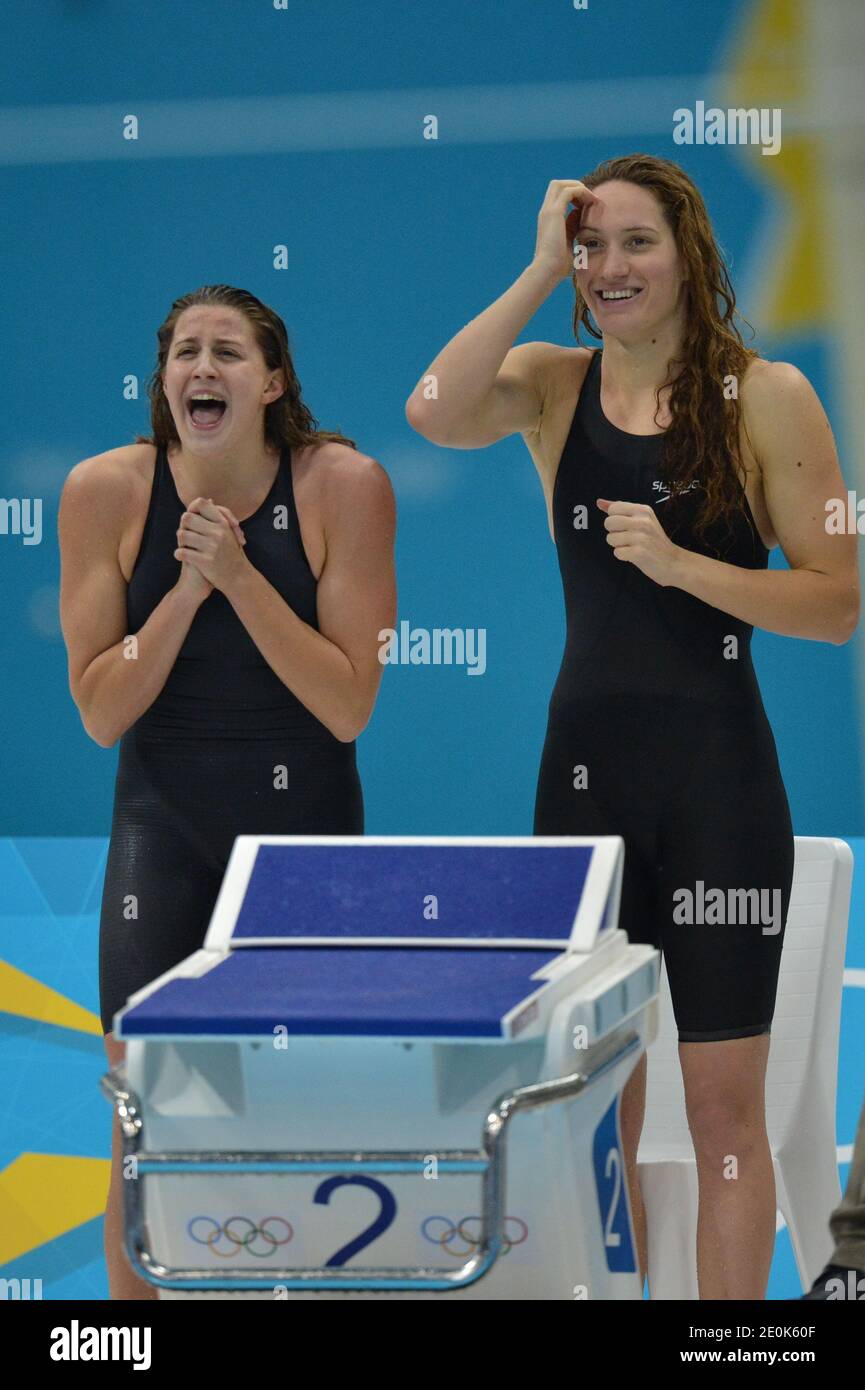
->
572;154;760;558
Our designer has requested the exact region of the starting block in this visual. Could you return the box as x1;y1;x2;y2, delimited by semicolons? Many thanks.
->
102;836;659;1299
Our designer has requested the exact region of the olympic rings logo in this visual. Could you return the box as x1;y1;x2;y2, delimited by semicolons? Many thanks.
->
188;1216;294;1258
421;1215;528;1257
186;1212;527;1260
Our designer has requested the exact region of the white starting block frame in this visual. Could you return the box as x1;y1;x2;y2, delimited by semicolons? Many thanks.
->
101;835;660;1299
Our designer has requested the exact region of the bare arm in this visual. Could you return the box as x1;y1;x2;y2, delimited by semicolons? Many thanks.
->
670;362;860;643
405;272;561;447
405;179;600;448
217;454;397;743
58;455;207;747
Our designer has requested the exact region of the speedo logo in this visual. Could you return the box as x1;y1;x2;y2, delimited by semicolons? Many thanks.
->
651;478;701;505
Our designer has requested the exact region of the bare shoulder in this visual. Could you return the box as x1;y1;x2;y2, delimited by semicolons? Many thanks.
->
509;339;586;375
738;357;830;466
298;439;395;514
738;356;819;416
62;442;155;509
509;341;592;421
59;444;157;585
548;342;595;389
528;344;595;468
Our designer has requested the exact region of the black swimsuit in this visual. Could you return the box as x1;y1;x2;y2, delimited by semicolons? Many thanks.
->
98;443;363;1033
533;350;794;1041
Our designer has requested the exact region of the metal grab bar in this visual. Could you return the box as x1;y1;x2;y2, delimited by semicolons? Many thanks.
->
100;1029;640;1292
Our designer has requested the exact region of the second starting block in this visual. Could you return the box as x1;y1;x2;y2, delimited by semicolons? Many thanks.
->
102;835;659;1299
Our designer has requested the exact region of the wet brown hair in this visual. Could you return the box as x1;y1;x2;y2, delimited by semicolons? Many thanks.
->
133;284;357;454
572;154;759;557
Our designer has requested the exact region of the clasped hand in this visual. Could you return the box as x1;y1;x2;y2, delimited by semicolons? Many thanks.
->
175;497;248;592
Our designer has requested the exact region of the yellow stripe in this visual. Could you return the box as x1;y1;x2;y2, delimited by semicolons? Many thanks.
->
723;0;828;330
0;1153;109;1263
0;959;102;1034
